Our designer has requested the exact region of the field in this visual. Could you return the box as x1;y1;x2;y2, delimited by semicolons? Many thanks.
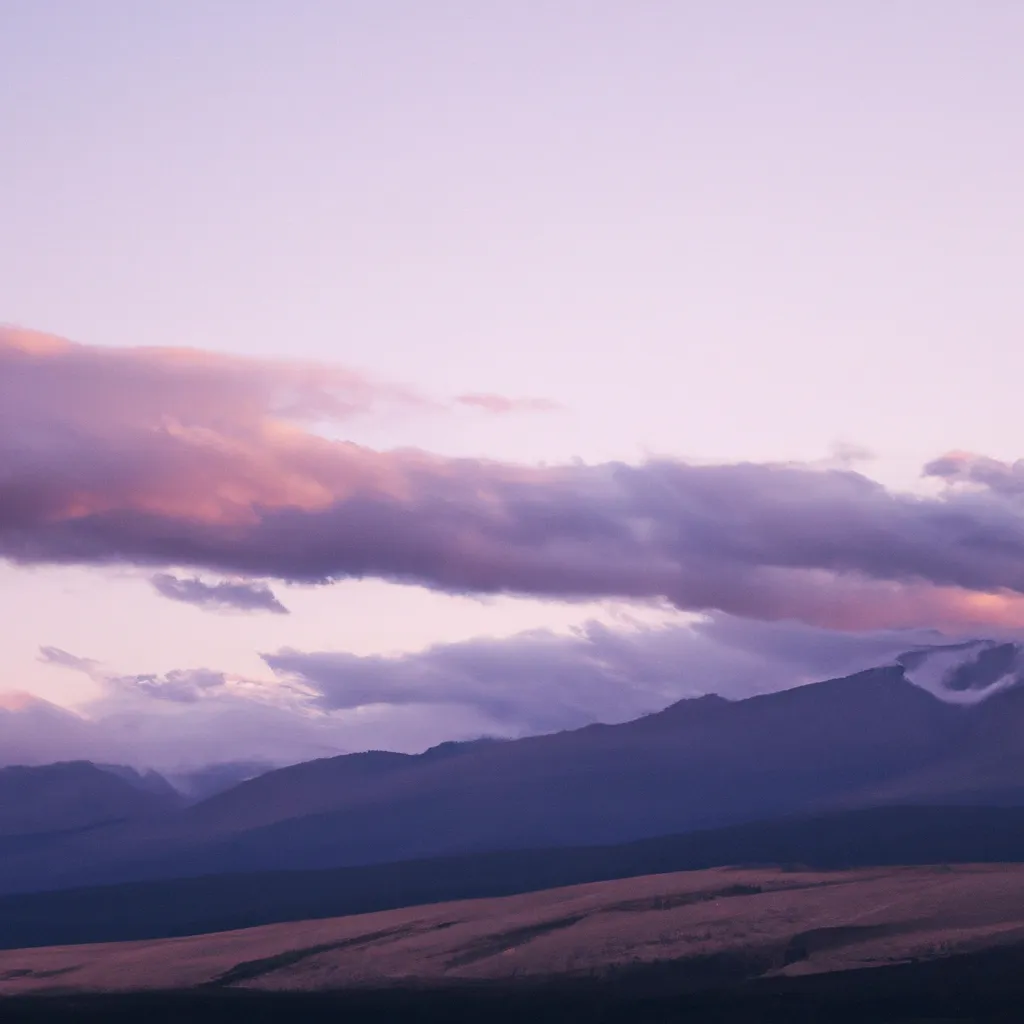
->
4;863;1024;999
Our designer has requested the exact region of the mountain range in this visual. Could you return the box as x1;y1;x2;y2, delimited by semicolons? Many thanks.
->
2;639;1024;900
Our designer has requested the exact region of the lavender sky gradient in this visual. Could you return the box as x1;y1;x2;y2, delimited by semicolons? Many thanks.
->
2;2;1024;765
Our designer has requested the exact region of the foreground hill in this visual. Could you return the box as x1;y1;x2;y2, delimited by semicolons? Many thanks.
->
8;946;1024;1024
3;862;1024;1000
8;945;1024;1024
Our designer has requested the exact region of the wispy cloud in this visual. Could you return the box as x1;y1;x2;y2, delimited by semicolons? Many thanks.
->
5;326;1024;633
149;573;289;614
455;393;562;414
37;646;100;673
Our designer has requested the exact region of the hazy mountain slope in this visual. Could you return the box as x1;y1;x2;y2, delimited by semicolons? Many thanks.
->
0;693;97;768
165;762;276;803
132;667;965;878
0;762;180;839
0;740;505;893
180;750;425;834
94;764;183;803
845;682;1024;807
179;739;501;835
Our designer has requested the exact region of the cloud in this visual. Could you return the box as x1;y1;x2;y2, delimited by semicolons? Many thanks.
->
24;651;348;770
19;648;507;771
11;613;993;771
0;692;349;773
112;667;230;704
455;393;561;414
823;441;875;467
39;645;308;706
37;646;100;673
263;613;950;734
6;326;1024;633
923;451;1024;497
149;573;289;614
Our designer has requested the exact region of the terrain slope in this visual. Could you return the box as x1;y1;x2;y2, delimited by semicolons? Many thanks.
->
4;863;1024;997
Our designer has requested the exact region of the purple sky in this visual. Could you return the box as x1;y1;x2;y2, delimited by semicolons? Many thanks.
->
2;3;1024;768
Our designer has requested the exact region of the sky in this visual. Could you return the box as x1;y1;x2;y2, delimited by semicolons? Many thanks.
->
2;2;1024;769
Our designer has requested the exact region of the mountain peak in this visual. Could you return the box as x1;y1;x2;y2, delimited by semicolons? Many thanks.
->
626;692;732;728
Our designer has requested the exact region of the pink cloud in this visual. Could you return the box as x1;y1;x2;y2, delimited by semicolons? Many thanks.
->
5;326;1024;633
455;393;562;414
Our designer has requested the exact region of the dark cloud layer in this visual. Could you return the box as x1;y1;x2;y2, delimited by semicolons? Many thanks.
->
149;573;289;614
4;326;1024;632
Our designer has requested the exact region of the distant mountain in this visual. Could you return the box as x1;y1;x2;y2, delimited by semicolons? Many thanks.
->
0;692;96;767
180;738;499;836
94;764;183;802
165;761;276;804
0;761;181;839
134;666;972;879
4;647;1024;894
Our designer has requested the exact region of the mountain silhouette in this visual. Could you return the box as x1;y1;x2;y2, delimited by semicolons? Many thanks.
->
4;646;1024;894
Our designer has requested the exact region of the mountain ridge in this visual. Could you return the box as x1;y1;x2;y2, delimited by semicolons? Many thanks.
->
4;648;1024;895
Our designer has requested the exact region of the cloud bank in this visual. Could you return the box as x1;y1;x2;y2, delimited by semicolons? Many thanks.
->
4;325;1024;634
8;614;961;771
263;614;949;735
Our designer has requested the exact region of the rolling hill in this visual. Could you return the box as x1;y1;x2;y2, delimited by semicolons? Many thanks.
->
4;862;1024;998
